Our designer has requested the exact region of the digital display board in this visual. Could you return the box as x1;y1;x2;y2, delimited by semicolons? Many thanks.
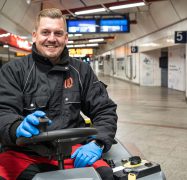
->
67;19;96;33
67;17;129;34
100;19;129;33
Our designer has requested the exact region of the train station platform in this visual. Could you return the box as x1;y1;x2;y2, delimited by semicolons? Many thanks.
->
98;74;187;180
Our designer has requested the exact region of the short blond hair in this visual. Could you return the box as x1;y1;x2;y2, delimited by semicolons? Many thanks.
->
35;8;67;31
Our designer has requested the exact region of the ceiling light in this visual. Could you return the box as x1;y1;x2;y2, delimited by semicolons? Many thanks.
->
141;43;159;47
68;41;74;44
3;45;9;48
26;0;31;4
86;43;99;47
74;34;82;36
74;44;86;47
20;36;28;39
0;33;10;38
166;39;174;43
67;45;74;48
89;38;104;42
75;8;105;15
109;2;145;10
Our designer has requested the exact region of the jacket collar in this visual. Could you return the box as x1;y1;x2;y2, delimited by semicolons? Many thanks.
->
32;43;70;72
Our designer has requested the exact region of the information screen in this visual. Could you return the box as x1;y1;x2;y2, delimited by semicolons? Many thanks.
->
67;18;130;34
67;19;96;33
100;19;129;33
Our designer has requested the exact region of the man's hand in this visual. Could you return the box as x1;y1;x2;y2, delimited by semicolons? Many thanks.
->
16;110;50;138
71;142;103;168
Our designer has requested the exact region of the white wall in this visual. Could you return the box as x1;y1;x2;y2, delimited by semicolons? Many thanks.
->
168;46;186;91
96;18;187;96
131;50;140;84
103;51;112;76
114;46;125;79
186;46;187;99
140;50;161;86
110;50;116;76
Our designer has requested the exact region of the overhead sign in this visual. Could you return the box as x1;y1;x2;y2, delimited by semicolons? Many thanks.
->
174;31;187;43
131;46;138;53
67;17;130;34
15;52;27;57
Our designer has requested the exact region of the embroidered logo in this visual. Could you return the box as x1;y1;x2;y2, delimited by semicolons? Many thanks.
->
64;77;73;88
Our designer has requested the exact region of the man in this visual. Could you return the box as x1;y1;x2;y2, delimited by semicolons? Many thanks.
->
0;8;117;180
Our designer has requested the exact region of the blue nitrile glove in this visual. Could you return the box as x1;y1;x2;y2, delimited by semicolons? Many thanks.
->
16;110;50;138
71;142;103;168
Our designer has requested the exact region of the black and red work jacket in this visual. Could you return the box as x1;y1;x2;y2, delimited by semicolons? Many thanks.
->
0;44;117;156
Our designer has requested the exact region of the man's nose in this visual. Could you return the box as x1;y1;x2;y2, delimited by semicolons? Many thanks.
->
48;33;56;41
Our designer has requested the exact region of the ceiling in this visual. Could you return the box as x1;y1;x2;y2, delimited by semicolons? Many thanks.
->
40;0;158;17
2;0;186;55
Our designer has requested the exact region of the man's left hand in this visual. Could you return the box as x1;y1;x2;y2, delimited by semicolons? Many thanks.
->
71;142;103;168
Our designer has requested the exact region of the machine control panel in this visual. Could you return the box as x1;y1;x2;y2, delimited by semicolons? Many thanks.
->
105;156;161;180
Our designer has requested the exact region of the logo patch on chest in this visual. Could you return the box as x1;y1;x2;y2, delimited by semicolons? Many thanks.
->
64;77;73;88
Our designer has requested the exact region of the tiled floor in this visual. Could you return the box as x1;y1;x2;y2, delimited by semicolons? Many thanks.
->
98;74;187;180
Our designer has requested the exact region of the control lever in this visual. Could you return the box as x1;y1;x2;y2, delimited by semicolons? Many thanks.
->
38;117;50;132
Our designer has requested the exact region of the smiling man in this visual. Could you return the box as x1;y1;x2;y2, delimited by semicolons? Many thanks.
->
32;12;68;64
0;8;117;180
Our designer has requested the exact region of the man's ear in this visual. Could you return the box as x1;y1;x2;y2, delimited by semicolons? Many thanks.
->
65;33;69;45
32;31;36;43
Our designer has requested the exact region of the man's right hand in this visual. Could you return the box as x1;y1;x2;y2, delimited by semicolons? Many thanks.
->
16;111;46;138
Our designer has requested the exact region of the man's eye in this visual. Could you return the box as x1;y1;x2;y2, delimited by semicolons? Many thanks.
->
41;31;49;36
55;32;64;37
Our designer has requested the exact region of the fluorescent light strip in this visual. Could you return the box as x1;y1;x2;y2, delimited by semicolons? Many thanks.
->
67;44;99;48
74;44;86;47
0;33;10;38
86;43;98;47
20;36;28;39
67;45;73;48
89;38;104;42
3;45;9;48
68;41;74;44
75;8;105;15
109;2;145;10
74;34;82;36
141;43;159;47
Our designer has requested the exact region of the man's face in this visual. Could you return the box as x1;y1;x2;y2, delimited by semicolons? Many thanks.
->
32;17;68;63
